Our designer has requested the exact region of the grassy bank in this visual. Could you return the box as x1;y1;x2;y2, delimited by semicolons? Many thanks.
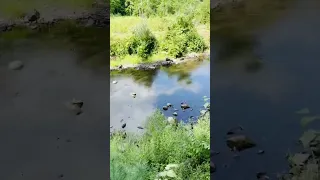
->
110;0;210;68
110;109;210;180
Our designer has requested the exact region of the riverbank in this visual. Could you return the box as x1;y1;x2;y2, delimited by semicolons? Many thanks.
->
0;0;109;32
110;51;210;71
110;13;210;69
110;101;210;180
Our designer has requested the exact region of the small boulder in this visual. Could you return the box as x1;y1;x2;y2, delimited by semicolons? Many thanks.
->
112;80;118;84
163;106;168;110
226;135;256;151
131;93;136;98
167;103;172;107
122;123;126;129
8;61;24;70
173;112;178;116
181;103;190;109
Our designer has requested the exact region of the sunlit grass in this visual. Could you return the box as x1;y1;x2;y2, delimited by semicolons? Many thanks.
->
110;16;210;68
110;110;210;180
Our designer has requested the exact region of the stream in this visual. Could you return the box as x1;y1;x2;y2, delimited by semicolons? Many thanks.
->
212;0;320;179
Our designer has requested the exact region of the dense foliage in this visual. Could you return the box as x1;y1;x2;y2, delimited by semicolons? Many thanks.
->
110;110;210;180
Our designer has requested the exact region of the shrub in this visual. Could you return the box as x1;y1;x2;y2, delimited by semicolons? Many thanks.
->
110;23;157;59
110;108;210;180
129;23;158;59
161;16;207;58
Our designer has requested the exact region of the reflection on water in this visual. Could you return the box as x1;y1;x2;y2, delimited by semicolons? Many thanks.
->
212;0;320;179
110;60;210;132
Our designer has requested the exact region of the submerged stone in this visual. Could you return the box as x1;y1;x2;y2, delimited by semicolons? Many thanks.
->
226;135;256;151
8;61;24;70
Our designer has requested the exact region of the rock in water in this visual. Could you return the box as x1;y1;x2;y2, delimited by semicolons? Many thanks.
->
112;80;118;84
8;61;24;70
173;112;178;116
163;106;168;110
180;103;190;109
65;99;83;115
167;103;172;107
122;123;126;129
25;9;40;23
66;103;82;115
131;93;136;98
71;99;84;108
226;135;256;151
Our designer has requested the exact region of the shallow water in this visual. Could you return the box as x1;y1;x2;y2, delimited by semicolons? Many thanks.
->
110;60;210;132
212;0;320;179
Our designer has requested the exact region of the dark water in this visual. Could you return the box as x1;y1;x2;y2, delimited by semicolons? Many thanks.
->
110;60;210;132
212;0;320;179
0;26;110;180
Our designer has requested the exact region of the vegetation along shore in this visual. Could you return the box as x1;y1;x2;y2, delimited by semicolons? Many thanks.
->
110;0;210;70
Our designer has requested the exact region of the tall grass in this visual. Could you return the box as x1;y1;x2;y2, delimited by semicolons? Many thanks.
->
110;110;210;180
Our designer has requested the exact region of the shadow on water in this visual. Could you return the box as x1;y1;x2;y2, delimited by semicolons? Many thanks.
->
212;0;320;179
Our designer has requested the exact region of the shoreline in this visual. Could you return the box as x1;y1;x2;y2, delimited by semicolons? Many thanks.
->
0;2;109;32
110;50;210;71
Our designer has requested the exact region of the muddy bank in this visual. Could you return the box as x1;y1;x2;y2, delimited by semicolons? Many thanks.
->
0;1;109;32
110;51;210;71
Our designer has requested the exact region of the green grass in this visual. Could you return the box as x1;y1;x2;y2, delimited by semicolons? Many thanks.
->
110;16;210;68
110;110;210;180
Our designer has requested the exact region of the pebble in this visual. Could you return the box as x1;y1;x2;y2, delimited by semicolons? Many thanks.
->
122;123;126;128
8;60;24;70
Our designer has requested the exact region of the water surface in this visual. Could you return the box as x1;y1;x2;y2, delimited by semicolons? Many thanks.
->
212;0;320;179
110;60;210;132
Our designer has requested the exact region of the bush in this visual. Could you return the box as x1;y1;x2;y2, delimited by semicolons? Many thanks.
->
161;16;207;58
110;23;157;59
111;0;127;15
110;109;210;180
